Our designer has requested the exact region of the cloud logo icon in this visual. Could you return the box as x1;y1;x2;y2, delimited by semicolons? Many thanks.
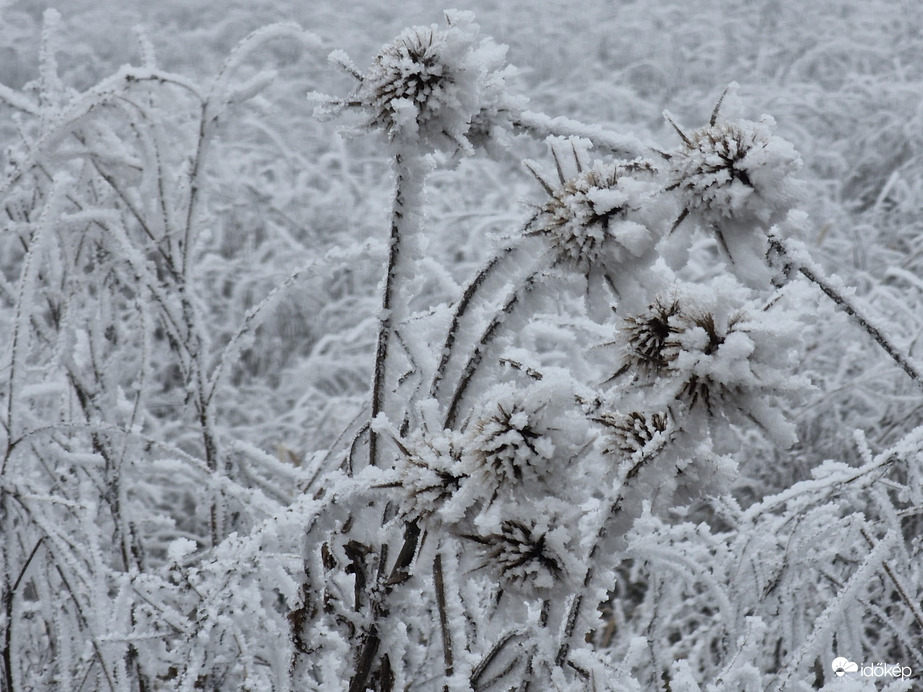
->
831;657;859;677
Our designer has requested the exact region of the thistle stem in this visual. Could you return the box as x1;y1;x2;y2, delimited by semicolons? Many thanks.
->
444;270;542;429
514;110;646;159
429;243;519;401
370;151;426;468
767;231;923;387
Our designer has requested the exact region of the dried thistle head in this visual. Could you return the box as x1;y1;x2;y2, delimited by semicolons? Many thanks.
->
616;278;806;447
615;287;748;412
361;24;448;132
618;294;683;375
460;381;589;505
472;519;568;591
467;401;552;486
596;410;670;460
671;309;744;411
525;148;658;273
314;11;522;155
382;432;468;523
664;91;801;228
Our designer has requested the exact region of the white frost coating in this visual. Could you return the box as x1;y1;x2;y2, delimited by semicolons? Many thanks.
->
3;8;919;691
516;110;647;158
224;69;278;106
167;537;197;562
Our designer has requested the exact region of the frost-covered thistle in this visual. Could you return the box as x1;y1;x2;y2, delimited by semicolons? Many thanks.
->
616;279;807;444
470;518;571;592
665;111;801;228
616;293;682;376
466;399;553;486
525;147;659;275
669;308;744;412
460;379;588;502
314;11;522;154
596;410;670;461
383;431;469;523
662;91;802;286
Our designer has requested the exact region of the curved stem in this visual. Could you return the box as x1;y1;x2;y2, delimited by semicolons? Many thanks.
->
555;433;670;669
443;269;542;429
429;243;520;401
514;110;647;159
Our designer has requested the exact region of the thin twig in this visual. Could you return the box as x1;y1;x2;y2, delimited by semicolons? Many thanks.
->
2;535;44;692
554;435;669;669
514;110;646;159
860;527;923;634
471;628;524;690
348;521;421;691
433;553;454;689
767;231;923;387
444;270;543;429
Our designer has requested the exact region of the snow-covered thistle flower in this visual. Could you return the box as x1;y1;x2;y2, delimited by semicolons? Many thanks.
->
614;278;807;445
468;518;572;592
314;11;522;155
525;143;660;276
665;110;801;228
460;380;588;501
615;294;683;377
595;410;670;462
466;398;553;486
662;90;802;286
382;431;469;524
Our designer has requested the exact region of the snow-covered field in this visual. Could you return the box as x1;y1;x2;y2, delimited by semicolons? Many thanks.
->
0;1;921;689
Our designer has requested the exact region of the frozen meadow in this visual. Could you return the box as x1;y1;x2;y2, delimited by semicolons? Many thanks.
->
0;1;921;689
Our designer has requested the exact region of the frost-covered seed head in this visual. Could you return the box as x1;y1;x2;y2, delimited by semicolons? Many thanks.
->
334;11;521;154
621;295;744;411
597;411;670;459
476;520;565;590
388;433;467;522
619;295;683;375
467;402;551;485
527;159;657;272
617;279;807;446
666;115;801;226
669;309;745;411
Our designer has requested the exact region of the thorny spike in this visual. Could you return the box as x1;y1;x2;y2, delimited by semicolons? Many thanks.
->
523;160;556;196
669;207;690;234
328;49;364;80
571;140;583;174
710;82;737;126
387;432;411;458
663;111;693;147
552;143;568;185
